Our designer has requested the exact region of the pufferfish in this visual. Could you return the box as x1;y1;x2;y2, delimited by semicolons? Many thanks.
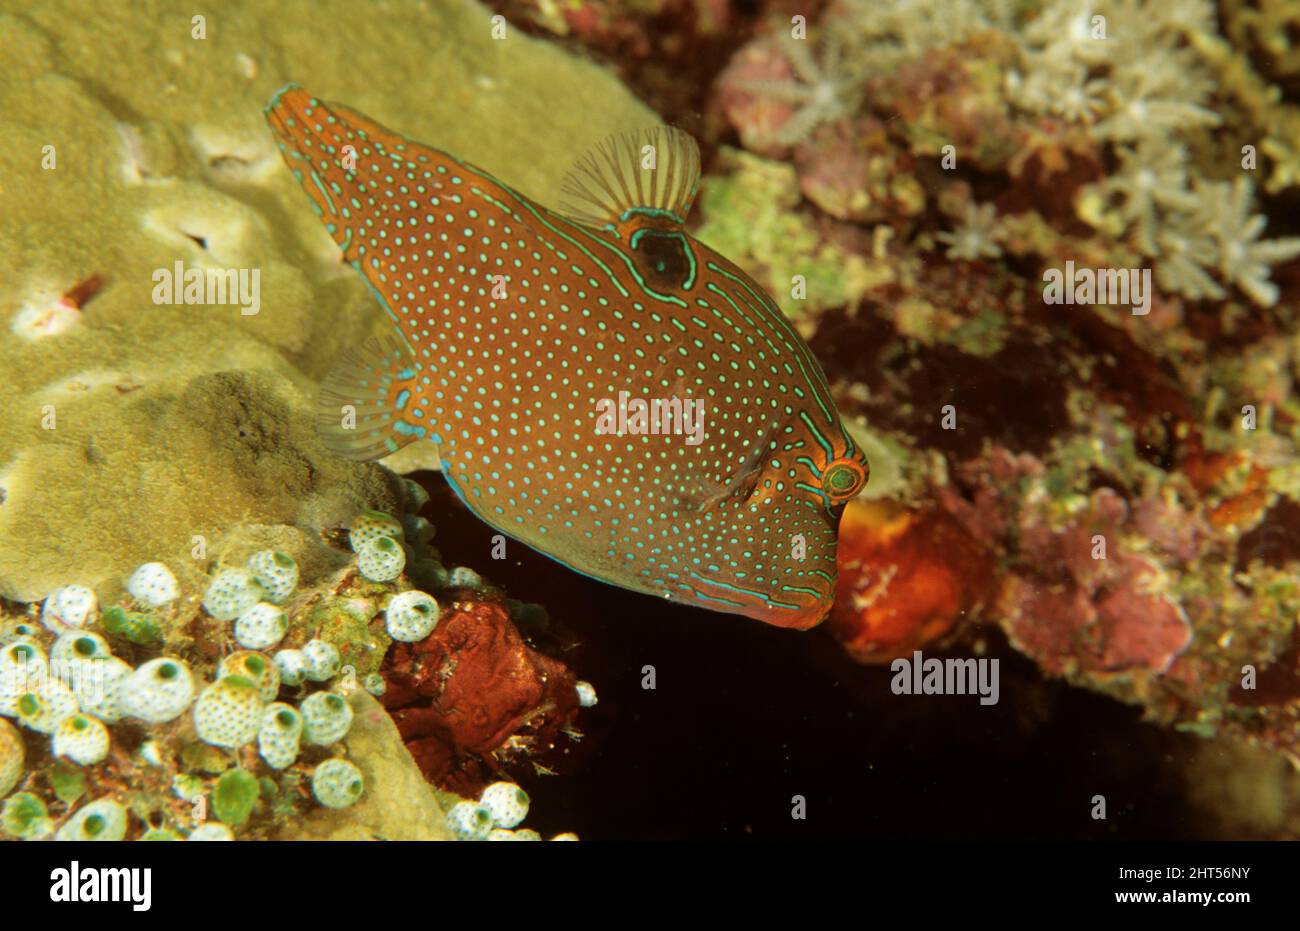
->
264;84;868;629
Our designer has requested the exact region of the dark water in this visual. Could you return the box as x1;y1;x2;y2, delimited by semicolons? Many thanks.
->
418;475;1214;841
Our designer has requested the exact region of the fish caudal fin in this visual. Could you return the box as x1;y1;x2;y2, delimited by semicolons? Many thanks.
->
316;333;428;461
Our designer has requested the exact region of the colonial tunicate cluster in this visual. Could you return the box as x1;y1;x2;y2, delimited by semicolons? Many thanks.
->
446;781;570;841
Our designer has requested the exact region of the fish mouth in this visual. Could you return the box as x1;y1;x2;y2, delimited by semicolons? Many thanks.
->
678;571;830;630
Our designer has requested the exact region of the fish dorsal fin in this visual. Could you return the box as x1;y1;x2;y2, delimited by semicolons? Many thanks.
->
558;125;701;229
315;333;427;461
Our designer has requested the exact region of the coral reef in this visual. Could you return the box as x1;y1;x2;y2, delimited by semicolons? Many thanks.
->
0;502;590;840
698;0;1300;780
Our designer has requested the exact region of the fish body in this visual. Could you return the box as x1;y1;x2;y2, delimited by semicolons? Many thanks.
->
265;85;868;629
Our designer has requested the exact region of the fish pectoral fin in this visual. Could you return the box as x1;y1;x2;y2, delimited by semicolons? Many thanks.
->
557;125;701;229
315;332;429;461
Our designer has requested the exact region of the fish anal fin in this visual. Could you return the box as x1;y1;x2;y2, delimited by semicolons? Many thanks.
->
315;333;428;461
558;125;701;229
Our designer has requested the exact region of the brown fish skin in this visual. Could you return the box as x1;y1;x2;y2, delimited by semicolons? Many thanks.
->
265;85;868;629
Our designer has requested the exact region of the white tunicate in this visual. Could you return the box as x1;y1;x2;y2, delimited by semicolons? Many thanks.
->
49;632;113;683
202;568;264;621
192;677;263;748
234;603;288;651
447;566;484;589
246;550;298;605
274;649;308;687
126;562;179;607
0;641;47;717
56;798;127;841
300;691;353;746
357;536;405;582
257;703;303;770
575;680;598;708
311;758;364;809
446;801;494;841
384;590;440;642
480;781;530;829
15;678;78;733
52;713;110;765
72;656;131;724
41;585;97;633
188;823;234;841
301;640;340;682
120;657;195;724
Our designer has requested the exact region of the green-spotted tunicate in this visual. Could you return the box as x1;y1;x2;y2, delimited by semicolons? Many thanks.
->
219;651;280;702
446;801;494;841
193;676;263;748
56;798;127;841
348;510;404;553
301;640;340;682
213;768;259;826
16;679;78;734
52;714;110;765
274;648;308;687
2;792;52;839
257;703;303;770
300;691;353;746
480;781;530;829
126;562;180;607
247;550;299;604
311;758;364;809
120;657;194;724
202;568;264;621
234;603;288;651
0;718;23;796
357;536;406;582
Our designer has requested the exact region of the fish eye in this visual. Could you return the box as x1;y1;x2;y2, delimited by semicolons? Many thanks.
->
630;229;694;290
823;459;868;502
